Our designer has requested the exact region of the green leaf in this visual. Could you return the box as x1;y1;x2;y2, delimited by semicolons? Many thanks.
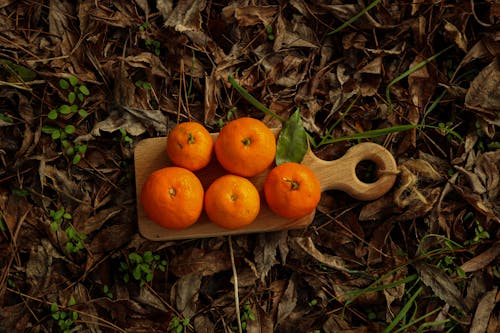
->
42;126;56;134
72;154;81;164
68;75;78;87
77;93;84;102
59;104;72;115
61;140;70;148
72;311;78;320
0;59;36;81
76;144;87;154
66;147;75;156
48;109;58;120
50;303;59;313
51;222;58;232
63;213;72;219
64;125;75;134
59;79;70;89
79;85;90;96
78;109;88;118
143;251;153;263
276;109;307;165
68;296;76;306
51;130;61;140
68;92;76;104
66;242;74;253
0;113;13;123
132;266;142;280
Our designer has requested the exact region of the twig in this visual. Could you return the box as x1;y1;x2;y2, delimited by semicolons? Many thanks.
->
228;236;242;333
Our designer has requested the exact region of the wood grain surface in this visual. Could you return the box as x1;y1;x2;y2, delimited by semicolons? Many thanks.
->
134;131;398;241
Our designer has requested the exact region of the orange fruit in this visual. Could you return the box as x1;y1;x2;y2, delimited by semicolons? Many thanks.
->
204;174;260;229
214;117;276;177
141;167;204;229
166;122;214;171
264;162;321;219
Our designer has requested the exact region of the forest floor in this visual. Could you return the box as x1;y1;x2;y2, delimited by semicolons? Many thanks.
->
0;1;499;332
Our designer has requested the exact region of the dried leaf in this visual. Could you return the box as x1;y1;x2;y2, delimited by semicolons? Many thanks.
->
253;233;280;282
173;272;202;318
193;315;215;333
294;237;348;272
164;0;206;32
465;58;500;119
273;14;318;51
461;242;500;273
276;278;297;326
470;288;498;333
415;262;466;311
170;248;231;277
444;21;468;52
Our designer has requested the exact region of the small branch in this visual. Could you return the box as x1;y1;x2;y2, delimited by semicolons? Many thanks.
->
228;236;242;333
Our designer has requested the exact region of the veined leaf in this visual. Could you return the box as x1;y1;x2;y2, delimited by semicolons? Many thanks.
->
276;109;308;165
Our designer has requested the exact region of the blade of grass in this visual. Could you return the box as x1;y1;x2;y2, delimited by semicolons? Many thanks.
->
381;285;423;333
344;274;418;306
386;45;453;112
327;0;383;35
394;307;443;333
319;124;418;145
228;73;285;122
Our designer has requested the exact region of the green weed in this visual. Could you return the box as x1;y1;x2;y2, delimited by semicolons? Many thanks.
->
42;125;88;165
102;284;113;298
134;80;152;90
119;251;167;286
64;225;86;254
49;207;73;232
48;76;89;120
49;207;86;254
170;316;190;333
51;296;78;333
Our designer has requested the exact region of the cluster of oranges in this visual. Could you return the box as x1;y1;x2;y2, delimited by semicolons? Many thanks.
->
140;117;321;230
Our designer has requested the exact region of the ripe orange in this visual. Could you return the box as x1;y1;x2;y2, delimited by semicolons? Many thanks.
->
214;117;276;177
264;162;321;219
204;174;260;229
166;122;214;171
141;167;204;229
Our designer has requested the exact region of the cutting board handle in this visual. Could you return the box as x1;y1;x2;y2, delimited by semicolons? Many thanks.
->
302;142;398;200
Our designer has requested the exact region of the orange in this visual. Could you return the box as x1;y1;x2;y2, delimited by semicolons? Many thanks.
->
264;162;321;219
141;167;204;229
214;117;276;177
166;122;214;171
204;174;260;229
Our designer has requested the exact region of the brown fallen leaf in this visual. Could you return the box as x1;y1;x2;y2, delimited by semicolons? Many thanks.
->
470;288;498;333
173;272;202;318
461;242;500;273
163;0;205;32
246;304;274;333
193;315;215;333
254;231;287;282
169;248;231;277
415;262;466;312
276;277;297;326
294;237;348;272
465;58;500;122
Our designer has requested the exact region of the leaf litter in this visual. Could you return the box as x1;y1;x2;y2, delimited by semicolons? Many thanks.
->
0;1;499;332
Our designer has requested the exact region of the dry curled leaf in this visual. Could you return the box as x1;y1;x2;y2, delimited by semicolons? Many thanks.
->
415;262;466;312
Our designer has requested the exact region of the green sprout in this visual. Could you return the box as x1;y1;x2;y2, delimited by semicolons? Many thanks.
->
170;316;190;333
51;296;78;333
119;251;167;287
64;225;87;253
48;75;89;120
49;207;72;232
134;80;152;90
102;284;113;298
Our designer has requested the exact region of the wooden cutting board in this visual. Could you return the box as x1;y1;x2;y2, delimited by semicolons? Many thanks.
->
134;130;398;241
